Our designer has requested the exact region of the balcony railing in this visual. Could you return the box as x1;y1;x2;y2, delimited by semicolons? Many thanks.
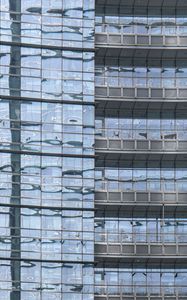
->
95;137;187;153
95;24;187;47
95;24;187;37
95;242;187;257
95;231;187;244
95;284;187;297
95;76;187;89
95;86;187;99
95;190;187;205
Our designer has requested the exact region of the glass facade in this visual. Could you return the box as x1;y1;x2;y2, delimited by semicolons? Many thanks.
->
0;0;95;299
95;216;187;243
95;8;187;35
96;62;187;89
1;0;187;299
95;265;187;296
95;2;187;300
96;109;187;140
95;161;187;192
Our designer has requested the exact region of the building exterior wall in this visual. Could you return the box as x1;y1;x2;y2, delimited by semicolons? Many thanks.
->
0;0;95;299
94;1;187;299
0;0;187;299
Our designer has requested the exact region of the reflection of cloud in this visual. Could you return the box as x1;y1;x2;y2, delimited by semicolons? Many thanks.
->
27;7;42;14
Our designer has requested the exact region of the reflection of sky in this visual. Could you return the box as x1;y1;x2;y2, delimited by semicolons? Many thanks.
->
96;13;187;35
95;109;187;140
95;162;187;192
0;1;95;298
0;47;94;101
95;65;187;88
95;266;187;295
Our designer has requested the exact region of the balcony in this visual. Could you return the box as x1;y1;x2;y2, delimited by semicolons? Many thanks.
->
95;231;187;261
95;86;187;101
95;295;187;300
95;288;187;300
95;31;187;48
95;285;187;300
95;136;187;153
95;190;187;209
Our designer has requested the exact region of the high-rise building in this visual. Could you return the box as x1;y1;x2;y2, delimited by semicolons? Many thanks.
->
0;1;95;299
0;0;187;299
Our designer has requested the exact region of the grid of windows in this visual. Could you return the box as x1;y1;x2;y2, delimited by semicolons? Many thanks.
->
96;63;187;89
95;2;187;299
95;266;187;296
0;99;94;154
0;260;94;300
0;207;94;261
0;0;94;48
1;0;187;299
0;153;94;208
0;46;94;101
95;8;187;35
96;162;187;192
0;0;95;299
95;216;187;243
96;109;187;140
